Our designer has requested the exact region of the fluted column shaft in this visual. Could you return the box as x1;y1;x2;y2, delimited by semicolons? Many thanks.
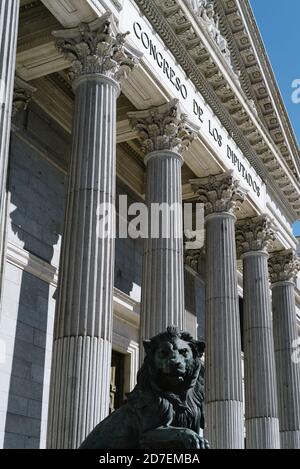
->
191;172;246;449
47;75;118;449
236;215;280;448
47;16;139;449
205;212;244;449
142;150;185;338
0;0;20;300
242;252;280;448
272;282;300;448
128;100;197;344
269;251;300;449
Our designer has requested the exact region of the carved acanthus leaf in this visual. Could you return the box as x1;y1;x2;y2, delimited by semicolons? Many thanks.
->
53;13;140;82
235;215;276;257
128;99;198;155
268;249;300;284
12;76;36;118
185;247;205;274
190;171;247;216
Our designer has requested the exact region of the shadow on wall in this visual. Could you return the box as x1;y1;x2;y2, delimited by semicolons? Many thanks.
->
114;180;143;299
3;105;67;448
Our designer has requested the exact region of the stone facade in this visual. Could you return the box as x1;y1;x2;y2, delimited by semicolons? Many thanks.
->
0;0;299;450
0;103;144;449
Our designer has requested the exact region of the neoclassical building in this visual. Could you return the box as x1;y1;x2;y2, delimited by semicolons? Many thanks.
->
0;0;299;450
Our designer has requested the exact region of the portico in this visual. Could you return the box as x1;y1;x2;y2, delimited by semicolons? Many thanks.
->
0;0;299;450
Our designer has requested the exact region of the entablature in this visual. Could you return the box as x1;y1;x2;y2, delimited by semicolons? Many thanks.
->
146;0;300;219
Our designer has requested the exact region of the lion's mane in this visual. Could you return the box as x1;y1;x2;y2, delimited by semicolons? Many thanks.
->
79;327;206;449
126;327;205;434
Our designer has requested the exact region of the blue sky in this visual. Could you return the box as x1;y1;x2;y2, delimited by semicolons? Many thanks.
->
250;0;300;236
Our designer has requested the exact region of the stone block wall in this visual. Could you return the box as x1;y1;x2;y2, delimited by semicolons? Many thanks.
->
0;104;68;449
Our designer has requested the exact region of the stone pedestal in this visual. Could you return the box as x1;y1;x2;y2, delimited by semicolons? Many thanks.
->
191;172;246;449
236;216;280;449
129;101;196;342
269;250;300;449
0;1;20;302
47;15;139;449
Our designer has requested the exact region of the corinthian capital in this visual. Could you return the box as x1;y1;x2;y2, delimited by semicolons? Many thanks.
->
184;247;205;275
268;249;300;284
190;171;247;216
128;99;197;155
235;215;276;257
52;13;140;83
12;76;36;118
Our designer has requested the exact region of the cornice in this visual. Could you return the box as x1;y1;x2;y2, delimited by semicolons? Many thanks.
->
133;0;300;221
18;0;300;220
218;0;300;181
238;0;300;176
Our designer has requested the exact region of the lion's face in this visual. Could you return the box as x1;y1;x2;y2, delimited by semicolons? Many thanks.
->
148;337;200;393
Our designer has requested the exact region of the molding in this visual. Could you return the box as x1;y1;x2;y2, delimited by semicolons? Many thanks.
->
16;0;300;219
6;241;59;287
112;332;139;392
134;0;300;220
41;0;97;28
113;288;140;328
266;200;297;251
5;240;140;323
236;0;300;178
15;0;300;226
215;0;300;183
87;0;121;17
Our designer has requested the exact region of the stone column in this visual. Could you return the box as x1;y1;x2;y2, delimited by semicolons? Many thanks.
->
236;216;280;449
47;15;139;449
191;171;246;449
269;250;300;449
0;0;20;304
128;101;196;340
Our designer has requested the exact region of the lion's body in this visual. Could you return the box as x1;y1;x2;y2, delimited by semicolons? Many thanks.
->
80;328;207;449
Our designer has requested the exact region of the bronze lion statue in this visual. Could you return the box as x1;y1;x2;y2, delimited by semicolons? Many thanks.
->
80;326;209;449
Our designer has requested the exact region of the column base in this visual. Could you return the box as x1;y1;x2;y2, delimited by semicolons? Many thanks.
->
47;336;111;449
280;430;300;449
205;401;244;449
246;417;280;449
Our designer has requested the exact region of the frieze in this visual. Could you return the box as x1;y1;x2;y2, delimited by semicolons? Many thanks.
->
131;0;300;218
